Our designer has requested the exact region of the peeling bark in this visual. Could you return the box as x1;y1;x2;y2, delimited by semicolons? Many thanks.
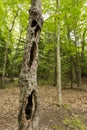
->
18;0;43;130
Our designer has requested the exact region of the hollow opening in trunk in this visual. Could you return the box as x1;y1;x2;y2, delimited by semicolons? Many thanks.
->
29;42;36;68
25;90;37;120
31;20;37;27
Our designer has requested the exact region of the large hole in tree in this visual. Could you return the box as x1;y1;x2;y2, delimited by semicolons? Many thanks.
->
31;20;37;27
25;90;37;120
29;42;36;68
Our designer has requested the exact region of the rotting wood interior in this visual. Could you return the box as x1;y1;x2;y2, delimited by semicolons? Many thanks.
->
25;90;37;120
29;41;36;68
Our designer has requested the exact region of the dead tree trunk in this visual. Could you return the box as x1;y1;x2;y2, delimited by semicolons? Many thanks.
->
18;0;43;130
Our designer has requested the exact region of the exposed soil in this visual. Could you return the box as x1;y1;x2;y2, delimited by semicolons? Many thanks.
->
0;85;87;130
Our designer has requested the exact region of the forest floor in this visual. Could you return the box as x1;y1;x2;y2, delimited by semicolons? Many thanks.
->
0;83;87;130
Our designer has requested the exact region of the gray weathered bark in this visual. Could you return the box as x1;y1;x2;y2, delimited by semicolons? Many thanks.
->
18;0;43;130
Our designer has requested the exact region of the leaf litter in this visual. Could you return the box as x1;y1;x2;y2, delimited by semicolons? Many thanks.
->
0;85;87;130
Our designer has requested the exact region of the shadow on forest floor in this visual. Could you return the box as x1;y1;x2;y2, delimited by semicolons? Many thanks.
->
0;84;87;130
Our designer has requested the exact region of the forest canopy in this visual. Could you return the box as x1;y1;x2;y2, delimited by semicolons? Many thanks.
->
0;0;87;87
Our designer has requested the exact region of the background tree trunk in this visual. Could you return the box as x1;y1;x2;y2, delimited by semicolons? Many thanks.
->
56;0;62;106
53;47;57;86
18;0;43;130
71;59;77;89
74;29;81;87
2;9;19;83
75;51;81;87
81;29;87;75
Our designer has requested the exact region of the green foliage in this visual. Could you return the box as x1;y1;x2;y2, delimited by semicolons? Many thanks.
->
38;0;87;85
63;117;87;130
0;0;87;86
62;103;71;109
52;125;63;130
